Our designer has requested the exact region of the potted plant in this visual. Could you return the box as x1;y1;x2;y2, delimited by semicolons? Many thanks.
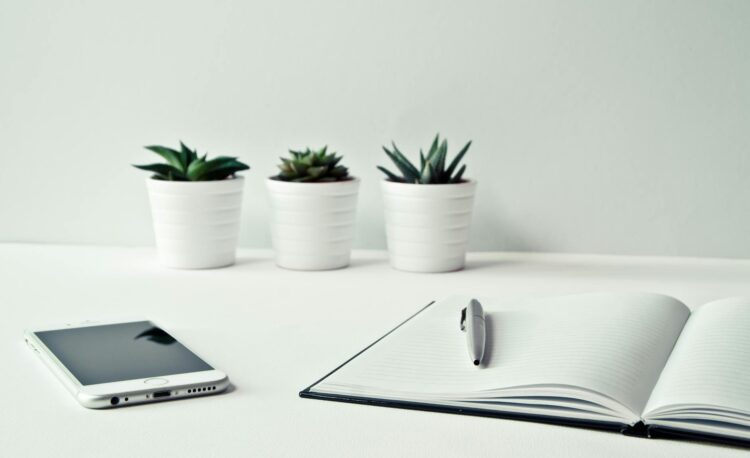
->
377;134;475;272
266;146;359;270
133;142;249;269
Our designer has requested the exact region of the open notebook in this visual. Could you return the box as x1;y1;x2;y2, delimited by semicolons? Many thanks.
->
300;293;750;446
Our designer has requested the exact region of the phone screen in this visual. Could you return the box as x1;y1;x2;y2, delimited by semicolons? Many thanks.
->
34;321;213;385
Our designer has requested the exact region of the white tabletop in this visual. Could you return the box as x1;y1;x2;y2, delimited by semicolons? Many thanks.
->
2;243;750;457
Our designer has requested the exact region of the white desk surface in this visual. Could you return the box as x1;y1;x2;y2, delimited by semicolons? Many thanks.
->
2;243;750;457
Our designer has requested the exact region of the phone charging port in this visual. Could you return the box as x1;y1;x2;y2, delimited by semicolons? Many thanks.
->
153;391;171;398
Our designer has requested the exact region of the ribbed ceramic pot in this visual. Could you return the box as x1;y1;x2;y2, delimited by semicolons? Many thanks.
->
146;177;244;269
266;178;359;270
381;179;476;273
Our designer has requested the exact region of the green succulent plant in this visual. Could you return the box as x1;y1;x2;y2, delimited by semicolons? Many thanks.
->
273;146;351;182
378;134;471;184
133;142;249;181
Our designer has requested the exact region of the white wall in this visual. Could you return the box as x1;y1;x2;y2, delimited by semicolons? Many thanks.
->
1;0;749;257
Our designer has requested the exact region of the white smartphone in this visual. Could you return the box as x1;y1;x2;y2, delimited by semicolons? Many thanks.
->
24;319;229;408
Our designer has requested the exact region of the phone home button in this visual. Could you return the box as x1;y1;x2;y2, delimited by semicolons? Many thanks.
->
144;378;168;386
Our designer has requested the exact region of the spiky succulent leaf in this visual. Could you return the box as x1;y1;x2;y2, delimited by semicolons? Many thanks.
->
186;157;206;180
428;134;440;159
435;139;447;173
445;140;471;178
180;142;198;164
377;134;471;184
420;162;435;184
382;147;416;182
144;146;183;171
133;163;186;180
377;166;403;183
452;164;467;183
391;142;421;178
273;146;351;182
199;158;250;181
134;142;249;181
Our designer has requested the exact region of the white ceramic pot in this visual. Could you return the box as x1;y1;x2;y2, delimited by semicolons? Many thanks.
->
266;178;359;270
381;179;476;273
146;177;244;269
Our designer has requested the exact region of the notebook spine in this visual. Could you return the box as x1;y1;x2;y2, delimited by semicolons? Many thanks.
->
620;421;649;438
647;425;750;447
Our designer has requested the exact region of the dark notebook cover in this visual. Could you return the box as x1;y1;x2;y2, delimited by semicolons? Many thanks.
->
299;300;748;449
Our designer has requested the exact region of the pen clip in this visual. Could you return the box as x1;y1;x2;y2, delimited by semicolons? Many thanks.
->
460;307;467;331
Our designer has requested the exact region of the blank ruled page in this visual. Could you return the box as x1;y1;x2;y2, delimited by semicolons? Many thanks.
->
644;297;750;417
315;293;689;416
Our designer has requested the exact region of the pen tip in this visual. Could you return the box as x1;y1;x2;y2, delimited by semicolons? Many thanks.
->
473;360;480;366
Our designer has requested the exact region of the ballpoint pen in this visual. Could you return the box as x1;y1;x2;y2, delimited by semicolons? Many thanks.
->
460;298;486;367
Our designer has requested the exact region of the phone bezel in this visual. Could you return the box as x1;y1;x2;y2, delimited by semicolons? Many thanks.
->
24;318;229;409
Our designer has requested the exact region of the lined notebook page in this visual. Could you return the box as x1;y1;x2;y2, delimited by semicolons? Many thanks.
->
644;297;750;417
314;293;689;416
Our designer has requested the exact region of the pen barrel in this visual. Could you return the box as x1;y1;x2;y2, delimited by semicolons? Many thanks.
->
466;315;486;365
